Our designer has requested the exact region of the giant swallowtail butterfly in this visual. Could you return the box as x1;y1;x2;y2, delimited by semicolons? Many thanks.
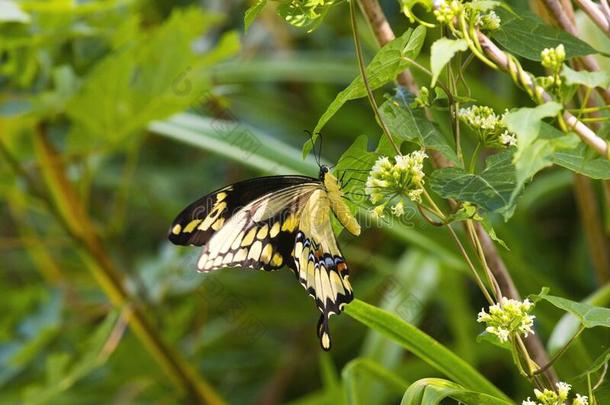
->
168;165;360;350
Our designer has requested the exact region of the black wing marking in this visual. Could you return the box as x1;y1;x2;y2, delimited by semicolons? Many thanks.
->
168;176;317;247
292;190;354;351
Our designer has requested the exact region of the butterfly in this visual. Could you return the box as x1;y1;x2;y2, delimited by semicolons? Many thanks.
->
168;165;360;350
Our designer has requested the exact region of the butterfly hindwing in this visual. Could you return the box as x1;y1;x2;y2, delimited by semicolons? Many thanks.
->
168;176;318;247
292;189;354;351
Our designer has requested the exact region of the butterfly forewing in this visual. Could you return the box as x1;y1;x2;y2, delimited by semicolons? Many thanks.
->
196;183;320;272
168;176;319;247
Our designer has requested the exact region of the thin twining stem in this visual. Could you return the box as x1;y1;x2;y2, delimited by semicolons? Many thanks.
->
350;0;401;155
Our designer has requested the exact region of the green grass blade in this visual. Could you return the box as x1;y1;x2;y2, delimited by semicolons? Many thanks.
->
344;300;510;401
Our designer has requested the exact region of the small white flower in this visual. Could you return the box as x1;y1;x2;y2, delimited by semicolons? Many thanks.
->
573;394;588;405
556;382;571;400
391;201;405;217
522;398;538;405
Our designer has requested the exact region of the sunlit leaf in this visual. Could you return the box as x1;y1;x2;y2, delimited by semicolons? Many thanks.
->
244;0;267;31
533;289;610;328
430;38;468;86
401;378;512;405
344;300;509;400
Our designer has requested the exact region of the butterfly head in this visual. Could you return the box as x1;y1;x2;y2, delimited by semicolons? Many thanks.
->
318;165;330;181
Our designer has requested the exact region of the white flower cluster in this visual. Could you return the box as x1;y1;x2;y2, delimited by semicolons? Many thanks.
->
365;151;428;218
458;105;516;148
522;382;588;405
477;297;535;343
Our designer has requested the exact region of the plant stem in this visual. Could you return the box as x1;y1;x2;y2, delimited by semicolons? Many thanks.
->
350;0;401;155
423;190;495;304
532;325;586;375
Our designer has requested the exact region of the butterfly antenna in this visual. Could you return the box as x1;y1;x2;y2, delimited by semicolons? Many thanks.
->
305;130;321;167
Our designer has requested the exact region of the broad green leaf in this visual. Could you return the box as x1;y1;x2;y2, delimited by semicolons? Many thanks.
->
0;0;30;23
504;102;563;153
548;283;610;352
342;358;409;405
533;289;610;329
562;65;610;89
551;147;610;179
430;38;468;86
244;0;267;31
430;150;516;216
304;26;427;157
379;89;458;163
504;103;563;209
66;8;237;149
491;9;599;61
401;378;512;405
344;299;509;400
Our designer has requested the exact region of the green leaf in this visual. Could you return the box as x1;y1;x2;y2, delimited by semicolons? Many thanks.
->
504;102;563;153
551;146;610;179
430;150;516;216
533;290;610;328
562;65;610;89
304;26;427;157
244;0;267;31
504;103;563;209
344;299;509;400
342;358;409;405
66;8;237;148
491;9;599;61
548;283;610;352
430;38;468;86
379;89;458;163
401;378;512;405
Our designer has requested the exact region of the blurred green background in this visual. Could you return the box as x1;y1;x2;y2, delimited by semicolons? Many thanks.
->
0;0;608;404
